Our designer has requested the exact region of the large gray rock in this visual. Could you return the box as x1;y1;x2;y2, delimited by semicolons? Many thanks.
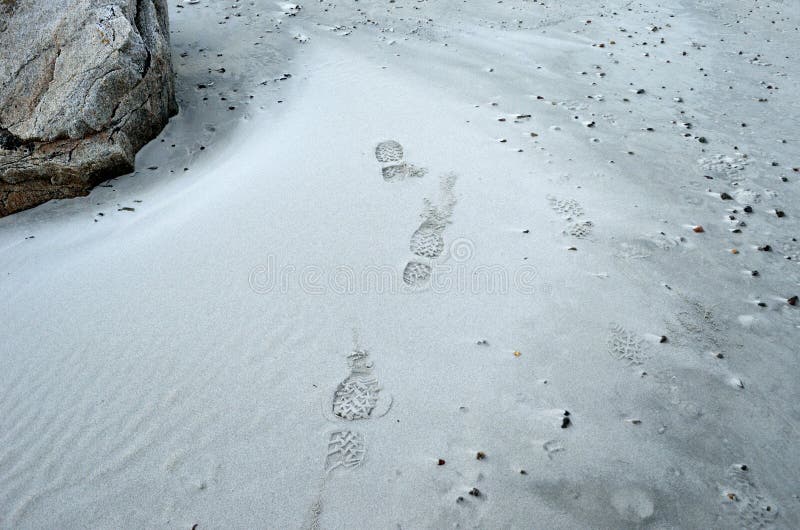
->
0;0;177;216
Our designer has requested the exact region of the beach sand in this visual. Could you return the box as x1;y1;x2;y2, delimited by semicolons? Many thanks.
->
1;0;799;527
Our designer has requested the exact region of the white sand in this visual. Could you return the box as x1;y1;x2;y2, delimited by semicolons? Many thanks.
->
2;0;799;527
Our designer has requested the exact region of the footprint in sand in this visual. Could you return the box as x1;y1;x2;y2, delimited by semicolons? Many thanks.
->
721;464;778;528
607;323;649;365
698;153;750;184
375;140;427;181
403;173;458;287
321;348;392;464
548;194;594;239
409;204;448;258
665;296;725;351
307;345;392;529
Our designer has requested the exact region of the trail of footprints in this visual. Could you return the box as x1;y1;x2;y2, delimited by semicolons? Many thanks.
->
375;140;460;286
308;143;459;525
547;195;593;239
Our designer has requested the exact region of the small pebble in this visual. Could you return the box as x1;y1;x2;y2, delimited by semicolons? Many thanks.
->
438;459;446;466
